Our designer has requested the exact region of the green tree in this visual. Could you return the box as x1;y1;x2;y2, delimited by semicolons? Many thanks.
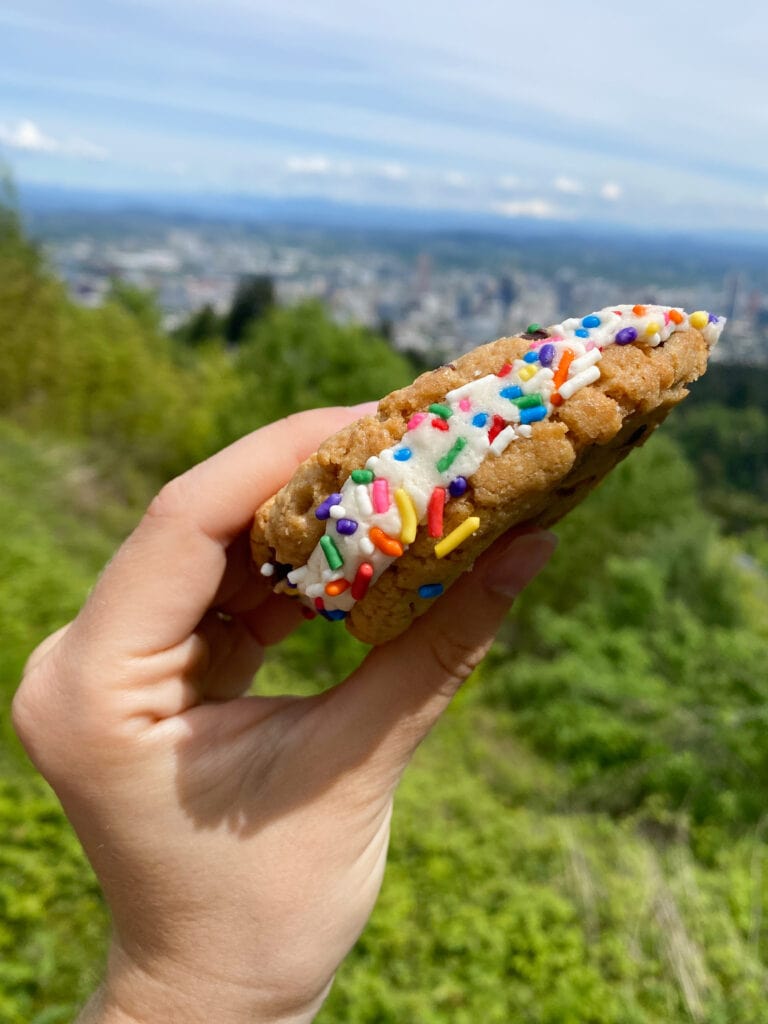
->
224;274;275;344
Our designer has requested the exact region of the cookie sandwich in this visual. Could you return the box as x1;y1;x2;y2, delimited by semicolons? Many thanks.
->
251;305;724;644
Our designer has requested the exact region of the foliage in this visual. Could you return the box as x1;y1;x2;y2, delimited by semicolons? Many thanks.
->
225;300;413;433
2;198;768;1021
224;273;275;344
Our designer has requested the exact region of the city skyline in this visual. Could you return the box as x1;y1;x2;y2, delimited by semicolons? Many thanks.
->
2;2;768;235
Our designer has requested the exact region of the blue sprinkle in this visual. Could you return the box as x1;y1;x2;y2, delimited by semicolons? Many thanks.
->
315;493;343;520
336;518;359;535
708;313;719;323
472;412;488;427
523;350;539;363
575;328;590;338
500;385;523;400
419;583;444;599
520;405;548;425
582;314;601;328
322;608;348;621
539;343;556;367
449;476;468;497
394;447;412;461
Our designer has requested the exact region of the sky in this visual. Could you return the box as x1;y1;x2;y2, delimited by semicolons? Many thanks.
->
2;0;768;233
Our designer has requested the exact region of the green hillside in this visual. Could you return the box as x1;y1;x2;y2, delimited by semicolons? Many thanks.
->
2;198;767;1023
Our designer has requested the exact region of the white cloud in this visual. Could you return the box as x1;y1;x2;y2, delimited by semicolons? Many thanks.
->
285;154;333;175
498;174;519;190
495;198;558;219
0;118;58;152
0;118;108;159
600;181;623;201
378;161;409;181
68;136;109;160
444;170;468;188
553;175;583;195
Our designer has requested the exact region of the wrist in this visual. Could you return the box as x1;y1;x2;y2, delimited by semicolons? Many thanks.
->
78;943;325;1024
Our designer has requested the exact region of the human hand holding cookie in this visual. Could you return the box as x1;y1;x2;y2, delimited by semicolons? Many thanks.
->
12;405;556;1024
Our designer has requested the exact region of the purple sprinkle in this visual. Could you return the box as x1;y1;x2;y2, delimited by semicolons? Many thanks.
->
708;313;719;323
615;327;638;345
336;518;358;535
449;476;468;498
539;343;556;367
315;493;343;520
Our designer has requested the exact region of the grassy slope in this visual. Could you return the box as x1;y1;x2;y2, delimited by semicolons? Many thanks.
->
2;423;768;1023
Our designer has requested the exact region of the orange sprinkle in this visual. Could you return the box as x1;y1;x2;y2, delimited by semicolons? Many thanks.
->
553;347;575;389
369;527;404;558
669;309;684;324
632;304;647;316
550;392;564;407
325;578;350;596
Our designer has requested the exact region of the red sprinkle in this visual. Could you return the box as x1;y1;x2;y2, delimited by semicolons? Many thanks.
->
428;487;446;537
314;597;325;611
497;362;513;377
301;606;317;620
431;417;450;431
351;562;374;600
488;414;506;444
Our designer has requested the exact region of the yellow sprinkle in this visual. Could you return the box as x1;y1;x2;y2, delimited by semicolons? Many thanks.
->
394;488;418;545
434;516;481;558
645;321;660;335
518;364;536;381
689;310;708;330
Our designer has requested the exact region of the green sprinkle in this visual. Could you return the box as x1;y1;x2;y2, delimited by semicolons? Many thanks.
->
351;469;374;484
511;392;544;409
428;403;453;420
526;322;541;333
436;436;467;473
320;535;343;570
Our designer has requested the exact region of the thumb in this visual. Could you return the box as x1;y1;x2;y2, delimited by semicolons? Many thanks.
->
321;529;557;785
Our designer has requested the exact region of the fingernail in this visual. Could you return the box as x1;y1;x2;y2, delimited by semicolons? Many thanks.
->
484;531;558;598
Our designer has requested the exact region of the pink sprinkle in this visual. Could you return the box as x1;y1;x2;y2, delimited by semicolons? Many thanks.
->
585;340;597;351
459;397;471;412
529;339;544;349
664;311;671;324
407;412;427;431
372;478;390;513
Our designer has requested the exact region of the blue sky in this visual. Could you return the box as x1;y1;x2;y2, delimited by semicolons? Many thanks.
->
2;0;768;231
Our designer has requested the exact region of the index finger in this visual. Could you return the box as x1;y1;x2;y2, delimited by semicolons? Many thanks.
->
73;405;375;659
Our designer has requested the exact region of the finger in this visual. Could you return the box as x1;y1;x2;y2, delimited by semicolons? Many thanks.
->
318;530;558;787
193;613;264;702
71;404;376;661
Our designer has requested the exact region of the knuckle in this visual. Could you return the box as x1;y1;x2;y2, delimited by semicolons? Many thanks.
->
11;674;43;756
426;630;490;698
145;474;189;522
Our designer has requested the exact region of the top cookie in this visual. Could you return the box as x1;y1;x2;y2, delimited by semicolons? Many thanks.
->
251;304;724;644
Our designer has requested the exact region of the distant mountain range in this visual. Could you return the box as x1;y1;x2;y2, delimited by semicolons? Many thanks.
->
16;182;768;250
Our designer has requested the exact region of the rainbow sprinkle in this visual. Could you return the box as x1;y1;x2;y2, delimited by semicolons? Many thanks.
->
267;304;725;621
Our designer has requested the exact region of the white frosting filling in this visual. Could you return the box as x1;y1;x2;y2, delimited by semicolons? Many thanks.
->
266;305;725;619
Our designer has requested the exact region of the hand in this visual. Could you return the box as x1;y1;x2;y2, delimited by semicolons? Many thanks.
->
13;407;556;1024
